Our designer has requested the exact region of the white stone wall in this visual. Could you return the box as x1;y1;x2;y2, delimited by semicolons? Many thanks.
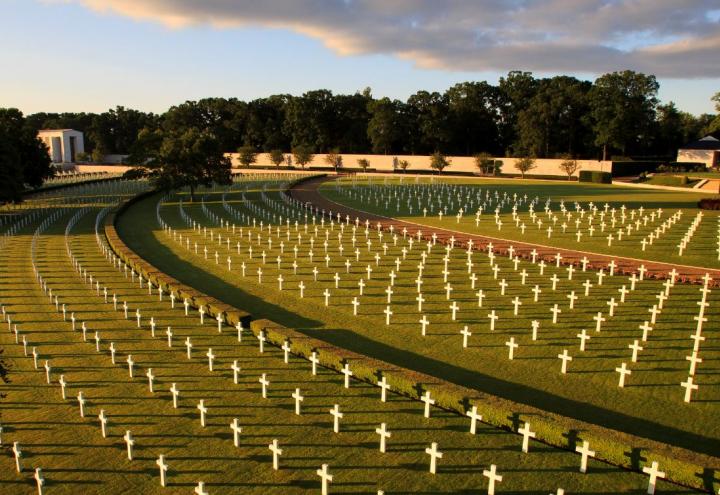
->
677;149;719;168
227;152;610;177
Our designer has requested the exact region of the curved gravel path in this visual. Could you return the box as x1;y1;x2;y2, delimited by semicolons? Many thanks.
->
288;175;720;287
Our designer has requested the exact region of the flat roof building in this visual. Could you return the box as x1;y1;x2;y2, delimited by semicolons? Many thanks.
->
677;135;720;169
38;129;85;163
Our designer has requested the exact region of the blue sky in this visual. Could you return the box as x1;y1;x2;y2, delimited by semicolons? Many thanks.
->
1;0;718;116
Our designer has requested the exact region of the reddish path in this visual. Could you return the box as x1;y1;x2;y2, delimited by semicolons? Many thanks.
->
288;175;720;287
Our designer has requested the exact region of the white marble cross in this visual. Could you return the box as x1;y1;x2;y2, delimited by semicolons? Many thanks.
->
292;388;304;415
558;350;572;374
642;461;665;495
259;373;270;398
206;348;215;371
629;340;643;363
126;354;135;378
460;326;472;348
681;376;698;403
12;441;22;472
197;399;208;427
575;440;595;473
194;481;209;495
77;391;86;417
577;330;590;351
550;304;562;324
506;337;518;360
330;404;343;433
317;464;333;495
616;362;631;387
34;467;44;495
419;315;430;336
518;422;536;453
421;391;435;418
156;455;169;487
425;442;443;474
124;430;134;460
487;310;498;331
341;363;353;388
166;327;173;347
170;383;180;408
310;352;320;376
231;360;241;384
466;405;482;434
230;418;242;447
483;464;503;495
378;375;390;402
376;422;391;453
44;360;51;384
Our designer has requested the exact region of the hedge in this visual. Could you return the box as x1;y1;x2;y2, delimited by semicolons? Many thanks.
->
579;170;612;183
698;198;720;210
104;181;719;493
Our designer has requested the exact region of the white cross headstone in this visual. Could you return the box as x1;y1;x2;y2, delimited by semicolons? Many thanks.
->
483;464;503;495
575;440;595;473
330;404;343;433
425;442;443;474
376;422;391;453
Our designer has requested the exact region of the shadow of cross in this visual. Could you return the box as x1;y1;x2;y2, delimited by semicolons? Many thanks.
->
624;446;647;471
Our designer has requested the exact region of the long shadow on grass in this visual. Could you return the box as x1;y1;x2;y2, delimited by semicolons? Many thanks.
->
118;194;720;461
115;194;320;330
299;327;720;459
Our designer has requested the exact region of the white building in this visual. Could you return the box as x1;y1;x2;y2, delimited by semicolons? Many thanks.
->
677;136;720;169
38;129;85;163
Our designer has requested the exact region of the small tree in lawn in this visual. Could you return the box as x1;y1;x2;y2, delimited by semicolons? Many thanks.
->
269;149;284;168
398;159;410;173
474;152;497;175
559;157;579;180
293;146;314;169
237;145;257;168
325;149;343;171
514;156;536;179
357;158;370;172
430;152;450;175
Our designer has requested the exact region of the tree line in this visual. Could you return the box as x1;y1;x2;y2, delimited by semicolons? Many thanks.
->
24;71;719;162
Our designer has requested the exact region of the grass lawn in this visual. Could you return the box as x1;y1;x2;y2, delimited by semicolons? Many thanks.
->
319;176;720;269
112;177;719;464
641;176;700;188
0;183;701;493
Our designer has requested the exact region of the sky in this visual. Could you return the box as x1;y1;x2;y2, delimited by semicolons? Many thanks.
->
1;0;718;116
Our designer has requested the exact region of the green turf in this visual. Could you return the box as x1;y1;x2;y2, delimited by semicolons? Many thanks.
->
111;178;719;464
319;176;720;269
0;183;700;493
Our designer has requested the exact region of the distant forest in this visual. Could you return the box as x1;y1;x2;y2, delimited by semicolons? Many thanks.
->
23;71;720;161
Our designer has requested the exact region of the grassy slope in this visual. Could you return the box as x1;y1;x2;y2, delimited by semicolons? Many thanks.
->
0;191;697;493
115;183;719;461
320;177;720;269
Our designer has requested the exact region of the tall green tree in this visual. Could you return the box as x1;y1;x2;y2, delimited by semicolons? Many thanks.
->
131;128;231;200
588;71;659;160
446;82;501;155
406;91;450;153
516;76;592;158
0;108;53;203
367;97;401;154
498;71;539;154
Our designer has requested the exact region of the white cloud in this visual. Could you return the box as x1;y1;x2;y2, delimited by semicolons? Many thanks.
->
73;0;720;77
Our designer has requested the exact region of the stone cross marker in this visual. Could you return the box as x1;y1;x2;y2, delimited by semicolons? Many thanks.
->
466;406;482;434
195;481;209;495
98;409;108;438
483;464;503;495
425;442;443;474
231;360;241;384
156;455;169;487
230;418;242;447
642;461;665;495
330;404;343;433
317;464;333;495
197;400;208;427
259;374;270;398
558;350;572;374
269;439;283;470
170;383;180;409
292;388;304;415
124;430;134;460
376;423;391;453
421;391;435;418
12;441;22;472
518;422;536;453
34;467;44;495
575;441;595;473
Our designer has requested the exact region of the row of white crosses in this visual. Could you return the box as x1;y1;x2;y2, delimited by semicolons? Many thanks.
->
336;178;697;253
5;187;682;495
165;181;715;403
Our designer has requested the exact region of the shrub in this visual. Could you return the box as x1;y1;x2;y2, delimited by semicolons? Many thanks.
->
579;170;612;183
698;198;720;210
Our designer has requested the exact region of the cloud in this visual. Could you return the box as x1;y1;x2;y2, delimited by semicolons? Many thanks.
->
73;0;720;77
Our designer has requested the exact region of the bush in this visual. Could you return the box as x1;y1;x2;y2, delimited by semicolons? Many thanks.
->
579;170;612;183
657;162;707;173
699;198;720;210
